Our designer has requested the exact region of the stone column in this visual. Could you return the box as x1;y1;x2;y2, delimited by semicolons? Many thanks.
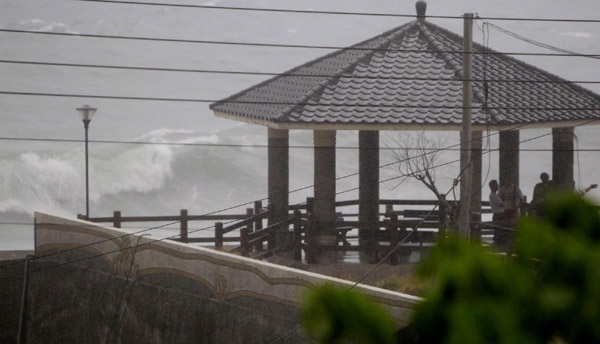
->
359;131;379;263
471;131;482;241
552;127;574;190
499;130;520;189
313;130;337;264
268;128;290;247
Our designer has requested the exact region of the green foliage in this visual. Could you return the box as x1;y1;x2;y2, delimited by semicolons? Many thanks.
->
301;194;600;344
301;284;397;344
408;193;600;343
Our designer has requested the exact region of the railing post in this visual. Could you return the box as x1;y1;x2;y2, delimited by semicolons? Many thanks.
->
385;204;394;215
267;203;275;250
438;197;448;236
306;197;314;216
371;215;379;263
254;201;264;251
293;210;302;262
241;227;249;257
389;212;399;266
113;211;121;228
470;212;481;243
245;208;253;253
215;222;223;250
306;213;316;264
180;209;188;243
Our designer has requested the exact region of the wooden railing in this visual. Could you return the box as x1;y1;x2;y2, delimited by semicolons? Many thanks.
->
79;198;503;265
79;200;272;246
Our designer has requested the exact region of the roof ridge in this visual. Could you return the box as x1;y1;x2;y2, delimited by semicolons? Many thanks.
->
423;21;600;121
420;21;505;123
212;17;600;129
275;21;419;121
209;21;418;114
418;22;462;77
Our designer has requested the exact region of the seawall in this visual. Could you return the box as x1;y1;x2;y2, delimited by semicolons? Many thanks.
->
2;212;420;343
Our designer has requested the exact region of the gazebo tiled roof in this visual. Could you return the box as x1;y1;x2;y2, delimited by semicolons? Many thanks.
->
210;12;600;130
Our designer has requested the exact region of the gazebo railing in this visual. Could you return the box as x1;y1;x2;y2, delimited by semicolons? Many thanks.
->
81;198;507;265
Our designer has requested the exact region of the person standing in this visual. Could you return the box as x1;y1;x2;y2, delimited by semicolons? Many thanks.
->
531;172;552;216
499;177;524;219
489;179;507;248
489;180;504;222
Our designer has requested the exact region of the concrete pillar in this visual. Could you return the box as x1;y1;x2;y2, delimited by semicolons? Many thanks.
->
359;131;379;263
313;130;337;264
552;127;574;190
268;128;290;247
471;131;482;241
499;130;520;189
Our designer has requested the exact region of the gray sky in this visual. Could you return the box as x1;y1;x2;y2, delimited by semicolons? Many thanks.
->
1;0;599;140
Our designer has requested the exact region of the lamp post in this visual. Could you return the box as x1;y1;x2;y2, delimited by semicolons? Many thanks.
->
77;105;97;219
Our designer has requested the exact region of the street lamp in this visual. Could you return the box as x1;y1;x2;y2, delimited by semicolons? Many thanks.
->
77;105;97;219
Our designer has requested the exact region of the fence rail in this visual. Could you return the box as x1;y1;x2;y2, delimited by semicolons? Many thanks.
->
79;198;507;266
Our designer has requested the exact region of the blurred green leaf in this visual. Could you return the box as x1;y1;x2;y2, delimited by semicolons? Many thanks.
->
301;194;600;343
301;284;396;344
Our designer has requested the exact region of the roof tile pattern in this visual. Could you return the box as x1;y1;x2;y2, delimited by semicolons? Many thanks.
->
210;20;600;128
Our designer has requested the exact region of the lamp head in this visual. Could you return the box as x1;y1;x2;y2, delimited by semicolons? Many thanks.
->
77;105;97;123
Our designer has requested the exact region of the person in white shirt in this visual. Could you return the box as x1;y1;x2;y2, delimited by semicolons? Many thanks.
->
489;180;504;222
490;179;510;248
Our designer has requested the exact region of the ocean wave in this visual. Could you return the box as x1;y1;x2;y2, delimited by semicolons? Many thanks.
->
0;127;264;216
0;199;29;214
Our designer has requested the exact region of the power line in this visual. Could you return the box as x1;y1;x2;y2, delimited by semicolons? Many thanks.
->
74;0;600;23
1;136;599;152
268;163;467;344
2;120;595;277
0;152;466;282
2;90;600;111
1;29;599;57
487;22;600;60
0;122;531;272
0;123;540;275
2;59;600;84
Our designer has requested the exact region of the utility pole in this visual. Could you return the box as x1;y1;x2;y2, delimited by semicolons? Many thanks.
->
459;13;474;238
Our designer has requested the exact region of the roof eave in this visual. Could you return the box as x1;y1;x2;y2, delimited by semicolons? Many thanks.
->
214;110;599;131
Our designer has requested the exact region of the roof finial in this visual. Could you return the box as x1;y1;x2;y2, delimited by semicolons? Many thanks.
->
416;1;427;21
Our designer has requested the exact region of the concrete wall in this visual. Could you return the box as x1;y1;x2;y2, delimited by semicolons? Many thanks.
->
21;212;420;343
0;258;29;344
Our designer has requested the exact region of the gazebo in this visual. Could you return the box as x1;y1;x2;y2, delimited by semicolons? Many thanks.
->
210;2;600;262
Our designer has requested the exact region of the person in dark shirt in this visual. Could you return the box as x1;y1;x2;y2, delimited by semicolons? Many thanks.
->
531;172;552;216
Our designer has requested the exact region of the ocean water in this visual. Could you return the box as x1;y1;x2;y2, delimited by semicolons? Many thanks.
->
1;0;600;249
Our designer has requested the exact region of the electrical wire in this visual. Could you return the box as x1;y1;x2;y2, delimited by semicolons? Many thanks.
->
1;60;600;84
480;20;493;189
74;0;600;23
2;119;596;280
0;122;592;344
0;151;466;283
0;122;529;270
1;136;599;151
2;90;600;111
1;29;600;57
0;121;557;274
487;22;600;60
269;150;472;344
103;234;149;344
1;121;594;234
0;124;515;271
